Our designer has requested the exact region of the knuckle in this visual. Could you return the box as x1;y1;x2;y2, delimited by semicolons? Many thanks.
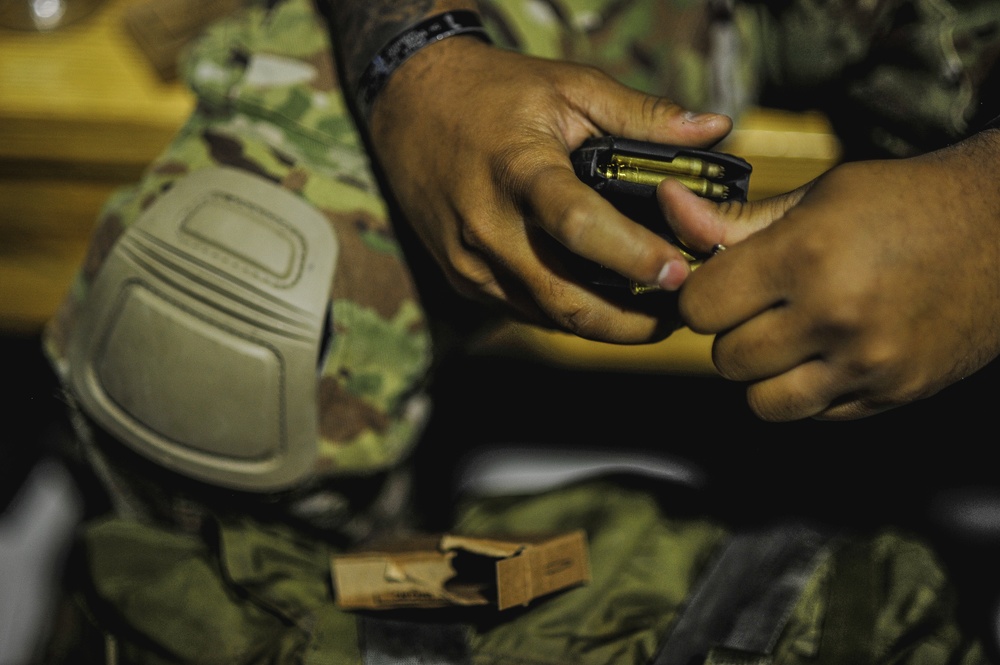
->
561;308;596;337
540;283;600;337
443;261;488;296
676;289;702;328
549;294;586;331
712;350;751;382
567;62;614;89
458;217;490;254
641;94;681;124
822;303;866;338
491;141;546;200
845;344;928;405
678;282;725;334
549;198;598;249
785;230;829;270
441;243;494;292
845;340;898;377
745;388;799;422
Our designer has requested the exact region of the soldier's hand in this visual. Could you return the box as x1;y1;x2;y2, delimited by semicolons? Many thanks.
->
367;36;731;343
657;130;1000;420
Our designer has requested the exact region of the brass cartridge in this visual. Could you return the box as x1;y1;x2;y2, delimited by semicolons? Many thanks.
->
609;152;725;179
600;164;729;199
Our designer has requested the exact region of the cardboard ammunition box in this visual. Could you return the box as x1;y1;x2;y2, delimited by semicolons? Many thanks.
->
331;530;590;611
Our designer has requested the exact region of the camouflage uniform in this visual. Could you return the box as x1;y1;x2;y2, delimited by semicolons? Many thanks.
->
40;0;1000;663
478;0;1000;158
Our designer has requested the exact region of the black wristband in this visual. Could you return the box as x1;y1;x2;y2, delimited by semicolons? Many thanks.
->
355;10;492;121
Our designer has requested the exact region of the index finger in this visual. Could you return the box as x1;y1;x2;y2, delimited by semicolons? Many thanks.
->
527;164;694;291
679;229;787;334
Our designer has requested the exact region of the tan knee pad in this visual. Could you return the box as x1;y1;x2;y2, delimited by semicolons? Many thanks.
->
67;167;337;492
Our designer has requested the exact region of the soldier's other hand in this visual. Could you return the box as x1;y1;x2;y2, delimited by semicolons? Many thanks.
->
368;37;731;344
657;130;1000;420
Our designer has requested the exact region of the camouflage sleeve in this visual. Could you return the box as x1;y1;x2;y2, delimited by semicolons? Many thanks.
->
744;0;1000;158
315;0;1000;158
313;0;479;104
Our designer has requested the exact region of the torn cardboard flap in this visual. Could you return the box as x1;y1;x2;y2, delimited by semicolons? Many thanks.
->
331;530;590;611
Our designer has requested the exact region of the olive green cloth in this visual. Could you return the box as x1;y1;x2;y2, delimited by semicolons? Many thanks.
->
48;479;988;664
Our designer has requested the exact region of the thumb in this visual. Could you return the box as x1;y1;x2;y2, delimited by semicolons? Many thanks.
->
657;178;808;254
586;81;733;148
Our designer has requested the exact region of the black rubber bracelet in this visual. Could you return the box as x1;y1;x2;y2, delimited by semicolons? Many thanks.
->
355;10;492;121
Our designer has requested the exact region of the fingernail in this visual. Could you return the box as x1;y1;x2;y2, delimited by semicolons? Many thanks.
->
657;259;689;291
683;111;720;124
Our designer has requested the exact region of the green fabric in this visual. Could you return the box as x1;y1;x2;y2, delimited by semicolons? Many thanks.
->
457;482;727;665
85;519;297;664
743;0;1000;157
71;479;990;665
82;516;362;665
480;0;1000;157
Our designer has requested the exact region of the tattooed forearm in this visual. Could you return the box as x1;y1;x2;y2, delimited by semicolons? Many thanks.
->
315;0;475;96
